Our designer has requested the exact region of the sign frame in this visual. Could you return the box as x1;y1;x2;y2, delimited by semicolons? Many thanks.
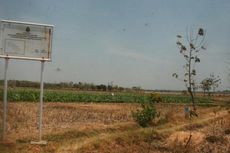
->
0;20;54;61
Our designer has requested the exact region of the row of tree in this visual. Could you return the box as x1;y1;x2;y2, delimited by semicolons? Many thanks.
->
0;80;143;92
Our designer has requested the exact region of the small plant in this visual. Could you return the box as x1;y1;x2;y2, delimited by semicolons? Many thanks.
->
150;92;162;103
132;103;157;127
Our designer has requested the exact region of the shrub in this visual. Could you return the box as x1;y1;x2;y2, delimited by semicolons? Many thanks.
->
132;103;157;127
150;92;162;103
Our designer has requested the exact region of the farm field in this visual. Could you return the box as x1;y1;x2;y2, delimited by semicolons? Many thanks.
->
1;0;230;152
1;0;230;153
0;93;230;153
0;88;222;105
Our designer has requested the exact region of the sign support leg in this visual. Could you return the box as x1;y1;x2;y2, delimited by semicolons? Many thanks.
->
31;61;47;145
2;58;9;140
39;61;44;142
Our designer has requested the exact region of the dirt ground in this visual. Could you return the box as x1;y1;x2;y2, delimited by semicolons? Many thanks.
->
0;102;230;153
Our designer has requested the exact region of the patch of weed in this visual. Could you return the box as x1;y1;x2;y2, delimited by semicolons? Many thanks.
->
206;135;225;143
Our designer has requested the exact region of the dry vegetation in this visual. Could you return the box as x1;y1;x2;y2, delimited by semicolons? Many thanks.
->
0;98;230;153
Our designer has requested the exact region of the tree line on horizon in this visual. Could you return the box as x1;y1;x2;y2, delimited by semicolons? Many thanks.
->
0;80;228;93
0;80;144;92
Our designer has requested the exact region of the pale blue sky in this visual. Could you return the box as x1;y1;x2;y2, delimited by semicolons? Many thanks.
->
0;0;229;90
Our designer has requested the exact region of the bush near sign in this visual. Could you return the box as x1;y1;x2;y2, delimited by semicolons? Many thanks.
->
0;20;53;61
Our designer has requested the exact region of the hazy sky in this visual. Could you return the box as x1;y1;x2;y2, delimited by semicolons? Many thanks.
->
0;0;229;90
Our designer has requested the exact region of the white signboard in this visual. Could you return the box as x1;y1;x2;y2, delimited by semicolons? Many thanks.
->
0;20;53;61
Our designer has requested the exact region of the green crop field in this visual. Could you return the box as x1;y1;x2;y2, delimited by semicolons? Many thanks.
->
0;88;212;105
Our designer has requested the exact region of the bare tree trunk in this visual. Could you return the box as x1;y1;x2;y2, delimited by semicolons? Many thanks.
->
193;86;196;97
188;48;196;111
188;87;196;111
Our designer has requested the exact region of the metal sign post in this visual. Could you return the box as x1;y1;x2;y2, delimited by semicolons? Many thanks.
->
2;58;9;140
31;60;46;144
39;60;45;143
0;20;53;144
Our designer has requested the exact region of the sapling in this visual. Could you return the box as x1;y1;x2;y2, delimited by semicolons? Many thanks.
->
173;27;207;112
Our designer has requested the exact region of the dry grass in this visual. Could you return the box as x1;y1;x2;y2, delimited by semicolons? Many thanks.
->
0;102;138;141
0;102;230;153
76;109;230;153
